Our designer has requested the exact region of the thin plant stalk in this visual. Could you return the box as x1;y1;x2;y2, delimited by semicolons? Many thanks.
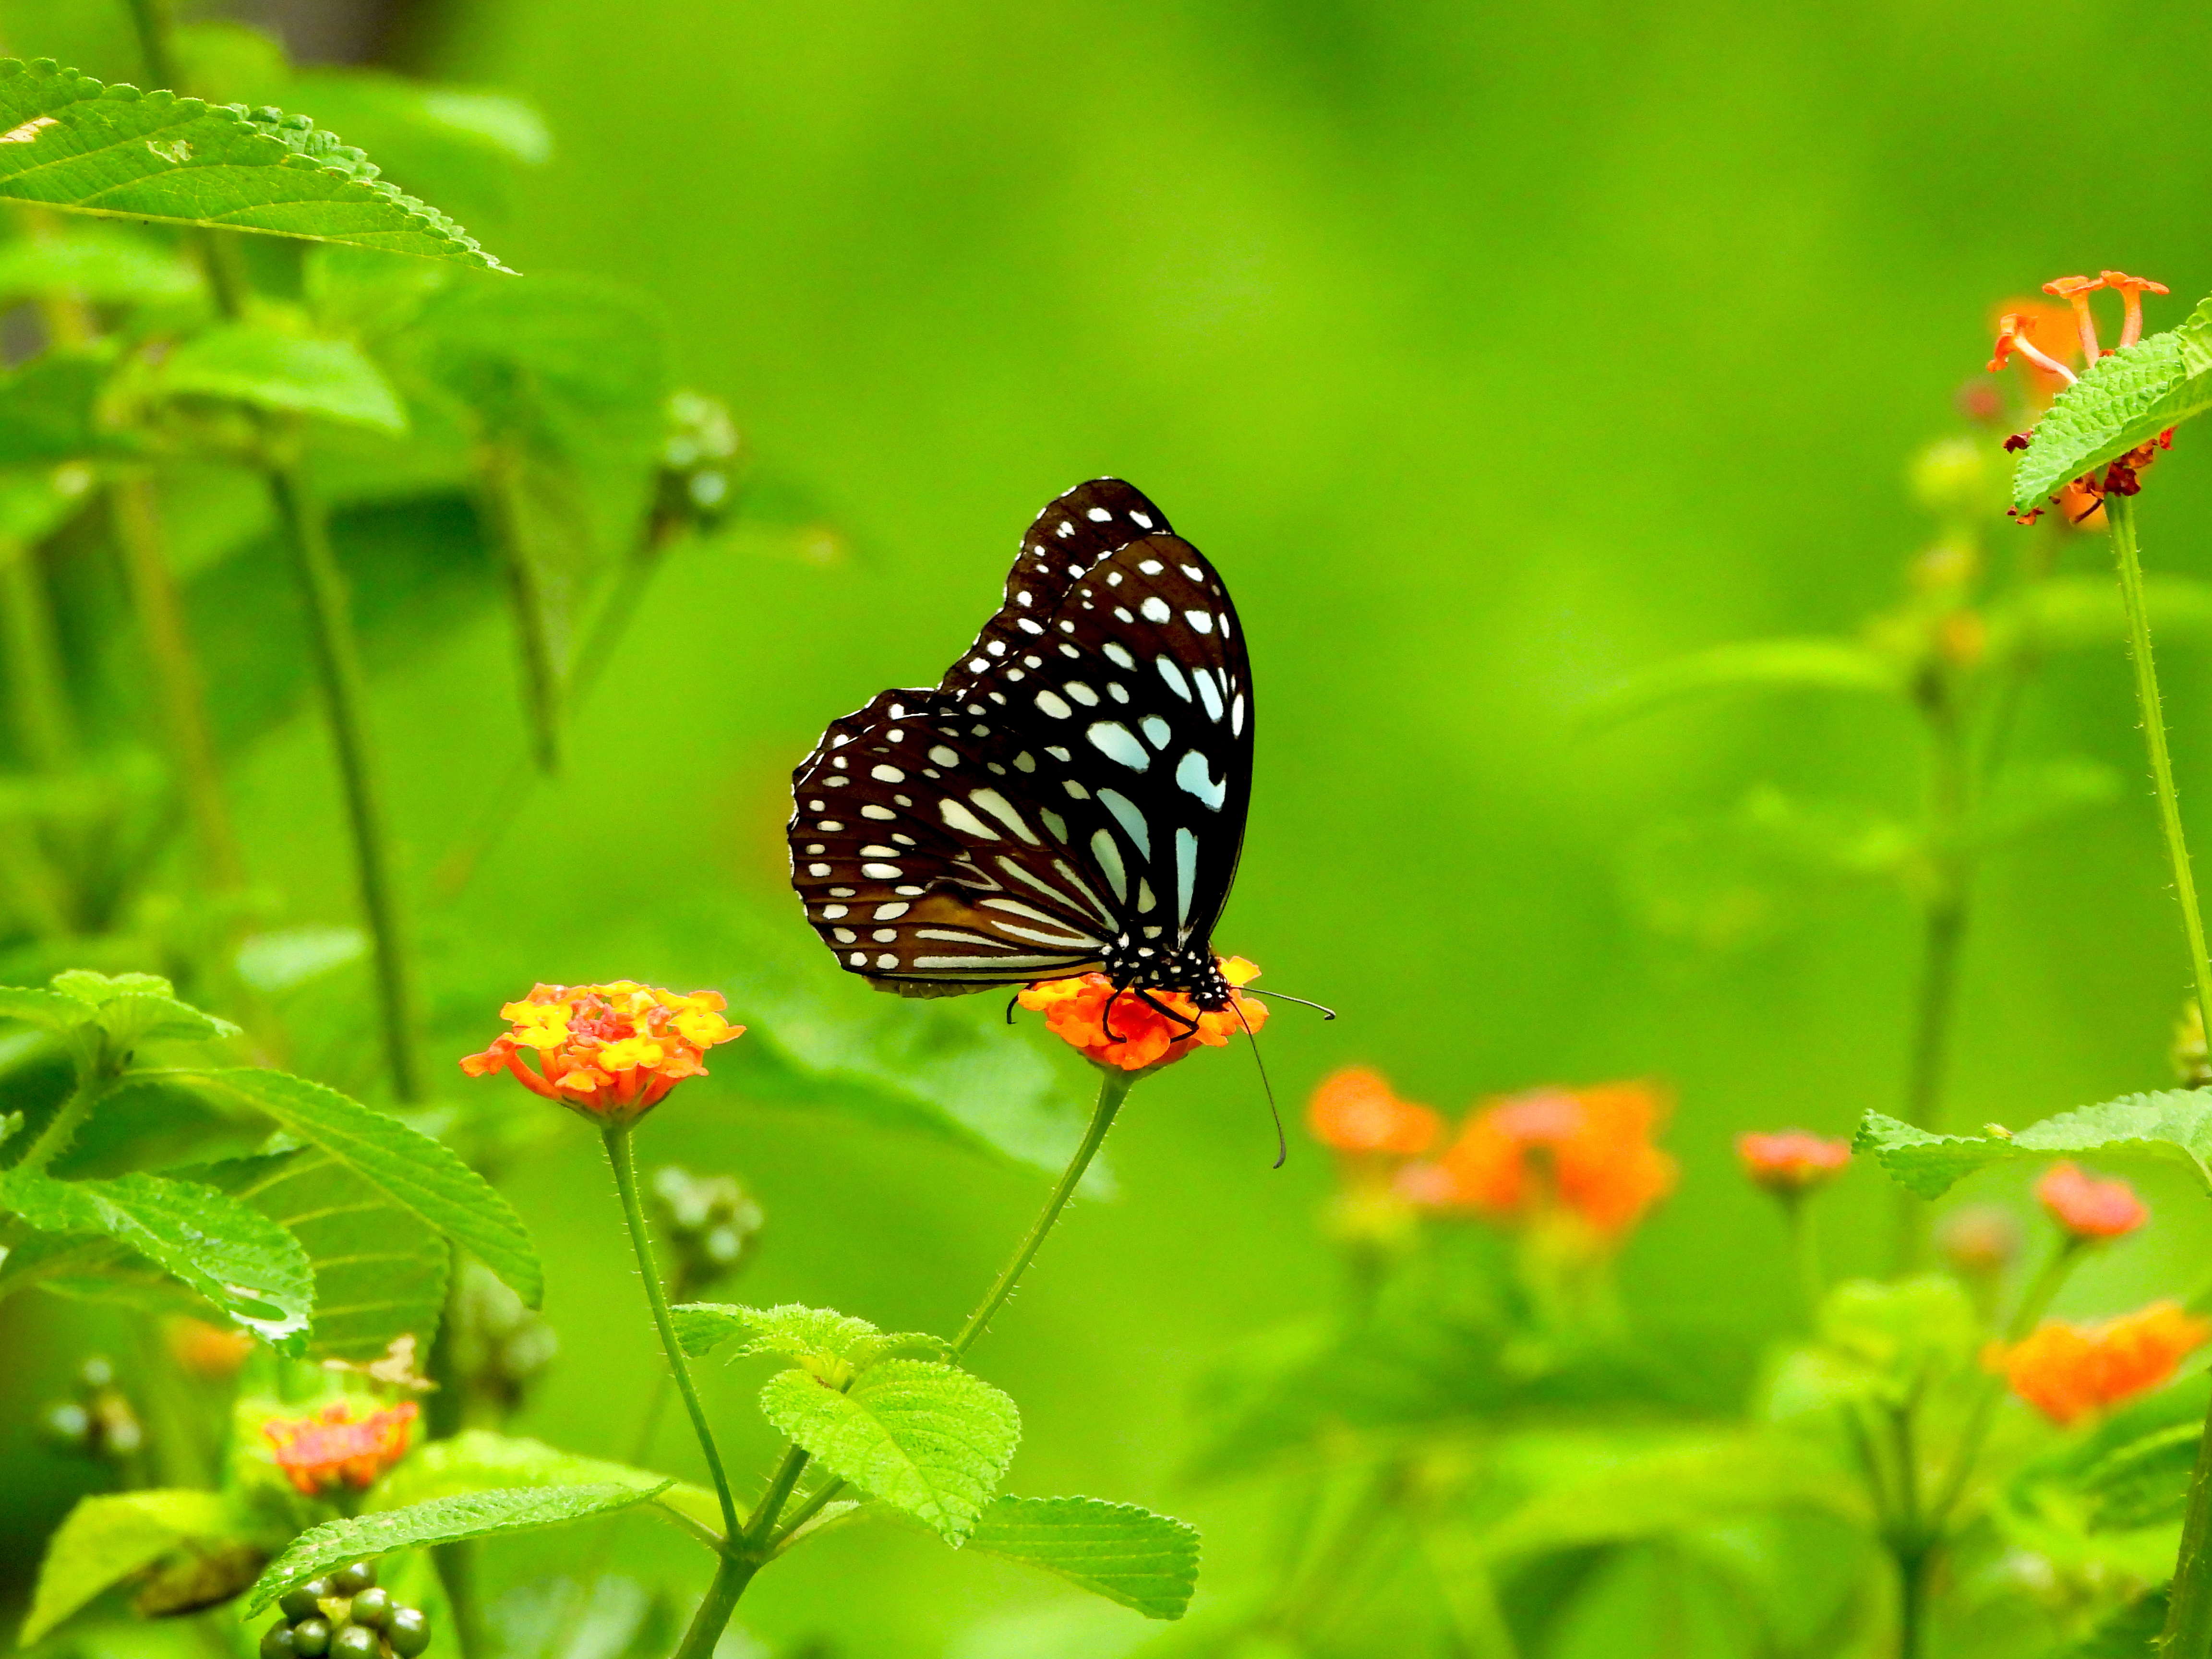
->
1784;1196;1825;1325
109;475;246;893
473;438;563;775
264;454;424;1102
2104;487;2212;1659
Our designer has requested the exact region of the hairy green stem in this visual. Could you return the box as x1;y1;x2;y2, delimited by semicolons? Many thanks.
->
767;1068;1136;1553
602;1122;741;1540
109;476;246;893
265;455;423;1101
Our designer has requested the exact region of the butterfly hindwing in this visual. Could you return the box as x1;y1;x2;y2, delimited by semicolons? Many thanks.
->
789;478;1252;1002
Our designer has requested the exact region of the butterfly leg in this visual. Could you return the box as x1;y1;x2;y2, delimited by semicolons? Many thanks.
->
1100;982;1127;1043
1133;987;1202;1039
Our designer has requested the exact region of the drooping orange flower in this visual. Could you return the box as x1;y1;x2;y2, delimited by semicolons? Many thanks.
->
1736;1129;1851;1196
261;1400;418;1496
2036;1161;2149;1241
2102;270;2171;348
1412;1081;1678;1239
1308;1067;1440;1158
1017;956;1267;1072
1998;1302;2210;1426
1989;301;2081;386
461;981;744;1124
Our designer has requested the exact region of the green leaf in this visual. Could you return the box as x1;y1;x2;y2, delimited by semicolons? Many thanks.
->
760;1357;1020;1543
2011;326;2209;510
0;223;199;303
673;1300;948;1371
154;1067;541;1307
0;982;96;1032
1856;1095;2212;1199
963;1496;1200;1620
1811;1276;1979;1407
158;322;408;433
22;1489;240;1643
0;59;505;268
202;1150;447;1361
1578;639;1903;730
2080;1421;2199;1531
371;1429;720;1544
0;461;96;544
242;1485;669;1614
0;348;125;466
49;968;241;1045
288;71;549;230
0;1166;311;1344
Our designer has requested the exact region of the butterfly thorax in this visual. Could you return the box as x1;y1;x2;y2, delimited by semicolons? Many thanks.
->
1104;940;1234;1011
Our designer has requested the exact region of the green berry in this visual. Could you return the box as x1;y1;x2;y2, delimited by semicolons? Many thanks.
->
330;1560;378;1595
330;1625;379;1659
386;1607;431;1658
280;1581;331;1621
349;1588;393;1629
290;1618;332;1658
260;1624;300;1659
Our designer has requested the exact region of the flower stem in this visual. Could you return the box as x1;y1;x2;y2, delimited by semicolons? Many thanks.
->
2106;492;2212;1029
954;1067;1132;1356
264;454;423;1102
601;1122;741;1541
1784;1197;1825;1325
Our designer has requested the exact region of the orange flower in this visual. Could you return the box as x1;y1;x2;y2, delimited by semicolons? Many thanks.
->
2041;274;2106;364
1415;1081;1678;1239
2102;271;2171;348
164;1316;252;1380
2036;1161;2148;1241
1736;1129;1850;1196
1017;957;1268;1072
461;981;744;1125
261;1400;417;1496
1998;1302;2210;1426
1989;303;2080;385
1308;1067;1440;1158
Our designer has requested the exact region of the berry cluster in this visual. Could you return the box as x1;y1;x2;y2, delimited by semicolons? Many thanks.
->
37;1357;143;1463
261;1561;429;1659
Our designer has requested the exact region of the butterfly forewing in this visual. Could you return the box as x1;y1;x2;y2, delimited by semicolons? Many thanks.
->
790;479;1253;1003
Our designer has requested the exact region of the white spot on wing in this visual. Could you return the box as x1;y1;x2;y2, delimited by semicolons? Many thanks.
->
1175;827;1198;930
1185;611;1215;634
1034;689;1073;719
939;798;998;840
970;788;1043;843
1090;828;1128;899
870;764;905;782
1140;715;1171;749
1097;788;1151;859
1086;721;1150;771
1141;596;1172;624
1177;749;1226;810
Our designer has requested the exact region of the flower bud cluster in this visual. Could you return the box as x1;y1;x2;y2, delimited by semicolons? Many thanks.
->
262;1560;429;1659
649;390;744;543
650;1164;764;1300
449;1259;559;1419
37;1356;143;1464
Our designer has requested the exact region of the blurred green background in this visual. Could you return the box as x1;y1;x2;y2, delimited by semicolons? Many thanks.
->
10;0;2212;1653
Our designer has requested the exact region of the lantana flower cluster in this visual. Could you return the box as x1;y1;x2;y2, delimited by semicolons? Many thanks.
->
461;981;744;1124
1017;957;1268;1071
1999;1301;2209;1426
261;1399;418;1497
1989;271;2174;525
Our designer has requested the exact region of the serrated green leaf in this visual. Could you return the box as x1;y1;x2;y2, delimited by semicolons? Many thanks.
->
1578;638;1903;731
202;1150;447;1361
43;969;240;1046
0;983;95;1032
2080;1421;2199;1531
289;71;549;230
964;1496;1200;1620
2012;330;2209;510
21;1489;240;1643
1857;1095;2212;1199
760;1358;1020;1542
371;1429;720;1544
673;1300;948;1372
0;58;505;268
242;1484;668;1614
158;322;408;433
153;1068;541;1308
0;1165;312;1344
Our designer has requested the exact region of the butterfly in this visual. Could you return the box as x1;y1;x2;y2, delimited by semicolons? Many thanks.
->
788;478;1252;1020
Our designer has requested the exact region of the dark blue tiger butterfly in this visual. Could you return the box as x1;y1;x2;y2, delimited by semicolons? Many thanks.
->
787;478;1253;1017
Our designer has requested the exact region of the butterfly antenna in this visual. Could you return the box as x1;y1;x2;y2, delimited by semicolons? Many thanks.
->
1241;989;1338;1021
1231;996;1287;1169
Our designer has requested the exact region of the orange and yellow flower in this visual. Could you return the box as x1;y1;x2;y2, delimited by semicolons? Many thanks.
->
461;981;744;1124
2036;1161;2149;1241
261;1399;417;1496
1997;1301;2210;1426
1408;1081;1677;1240
1017;957;1268;1072
1736;1129;1851;1196
1308;1067;1441;1158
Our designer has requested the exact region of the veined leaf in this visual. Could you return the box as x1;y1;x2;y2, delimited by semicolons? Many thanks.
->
0;1165;310;1344
45;969;241;1045
243;1485;669;1614
372;1429;720;1544
22;1489;240;1643
201;1150;447;1361
760;1357;1020;1542
0;58;505;268
1578;639;1902;730
964;1496;1200;1621
151;1067;541;1307
1856;1096;2212;1199
673;1300;947;1371
2080;1421;2199;1531
158;322;408;433
2011;323;2210;510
